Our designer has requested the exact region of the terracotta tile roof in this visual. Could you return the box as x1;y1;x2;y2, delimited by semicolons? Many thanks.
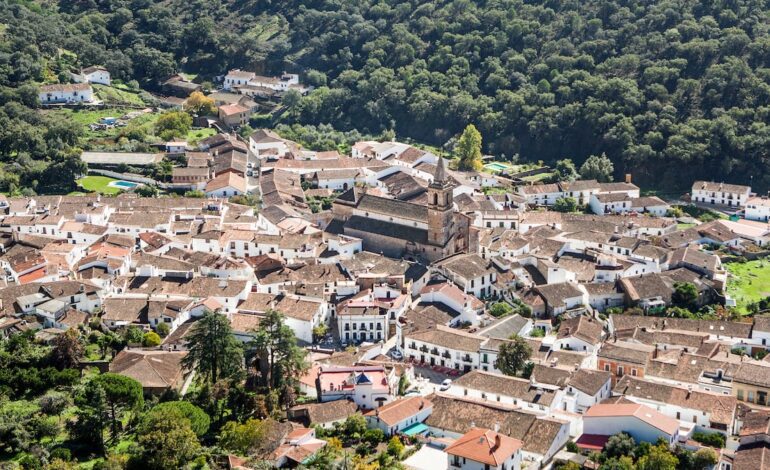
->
454;370;557;406
535;282;584;308
597;341;654;365
734;444;770;470
420;282;483;310
575;433;610;451
109;349;188;389
18;267;48;284
407;325;486;353
735;362;770;388
741;410;770;437
364;396;432;426
238;293;277;313
610;314;752;338
568;369;611;396
584;403;679;435
290;400;358;426
229;312;262;333
102;297;148;323
218;103;249;116
557;315;603;345
425;394;565;456
692;180;750;194
40;83;92;93
614;375;736;426
206;172;247;193
434;253;494;281
273;295;321;322
445;427;522;466
531;364;573;387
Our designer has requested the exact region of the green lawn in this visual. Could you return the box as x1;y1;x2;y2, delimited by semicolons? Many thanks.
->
186;127;216;144
93;84;146;106
522;171;556;182
76;176;122;195
47;107;123;127
726;259;770;314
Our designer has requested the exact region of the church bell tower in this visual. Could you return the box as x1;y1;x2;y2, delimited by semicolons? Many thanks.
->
427;157;454;247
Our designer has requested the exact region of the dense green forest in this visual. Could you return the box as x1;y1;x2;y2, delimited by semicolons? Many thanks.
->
4;0;770;190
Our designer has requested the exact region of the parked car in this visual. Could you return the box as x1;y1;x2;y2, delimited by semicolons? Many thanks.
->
389;349;403;360
439;379;452;391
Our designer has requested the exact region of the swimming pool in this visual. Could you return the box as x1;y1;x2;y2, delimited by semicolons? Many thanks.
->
484;162;510;172
109;180;140;189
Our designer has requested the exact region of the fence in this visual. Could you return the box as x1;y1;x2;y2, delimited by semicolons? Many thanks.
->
509;166;552;179
89;168;159;186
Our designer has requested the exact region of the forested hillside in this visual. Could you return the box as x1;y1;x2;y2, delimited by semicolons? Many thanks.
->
5;0;770;190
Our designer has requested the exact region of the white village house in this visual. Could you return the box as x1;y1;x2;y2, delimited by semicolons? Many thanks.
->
39;83;94;105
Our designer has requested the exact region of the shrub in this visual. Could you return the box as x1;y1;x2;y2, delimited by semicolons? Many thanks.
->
529;328;545;338
387;436;405;457
144;401;210;437
355;442;373;456
489;302;514;318
49;448;72;462
363;429;385;445
142;331;162;347
156;322;170;338
692;431;725;448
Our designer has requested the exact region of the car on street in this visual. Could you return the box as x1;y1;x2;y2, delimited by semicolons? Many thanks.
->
439;379;452;391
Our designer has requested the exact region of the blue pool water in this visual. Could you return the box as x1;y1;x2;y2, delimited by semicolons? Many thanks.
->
113;181;139;189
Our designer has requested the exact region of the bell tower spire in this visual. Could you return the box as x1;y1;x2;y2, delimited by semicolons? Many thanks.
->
433;154;448;186
427;157;454;247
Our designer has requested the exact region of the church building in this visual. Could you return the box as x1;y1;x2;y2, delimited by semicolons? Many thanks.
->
330;158;475;262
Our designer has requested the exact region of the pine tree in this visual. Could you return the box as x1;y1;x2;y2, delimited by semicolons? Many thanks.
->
182;310;244;384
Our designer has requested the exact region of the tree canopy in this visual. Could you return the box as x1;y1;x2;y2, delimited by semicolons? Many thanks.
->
496;334;532;376
182;310;244;384
2;0;770;190
456;124;483;171
580;154;615;182
250;310;308;395
143;401;210;437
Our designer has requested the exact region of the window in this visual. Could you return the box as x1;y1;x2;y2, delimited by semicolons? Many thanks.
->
617;366;624;376
737;390;744;400
604;363;610;372
631;369;637;376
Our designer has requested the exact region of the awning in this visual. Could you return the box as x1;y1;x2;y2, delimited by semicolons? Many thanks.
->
402;422;429;436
